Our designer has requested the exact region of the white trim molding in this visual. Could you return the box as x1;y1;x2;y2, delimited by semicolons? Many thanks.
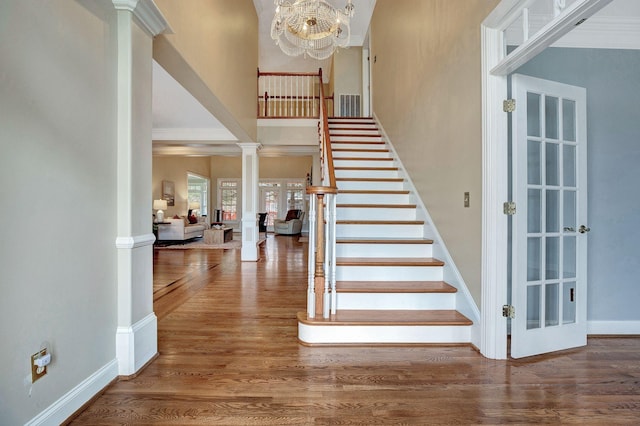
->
116;312;158;376
152;127;237;141
115;233;156;249
25;360;118;426
588;321;640;335
112;0;171;36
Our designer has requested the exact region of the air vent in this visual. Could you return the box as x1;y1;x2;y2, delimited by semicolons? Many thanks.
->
339;94;361;117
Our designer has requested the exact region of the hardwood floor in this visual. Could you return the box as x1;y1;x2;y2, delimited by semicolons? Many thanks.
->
70;235;640;424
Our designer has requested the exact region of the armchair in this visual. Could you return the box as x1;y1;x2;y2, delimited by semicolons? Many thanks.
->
273;209;304;235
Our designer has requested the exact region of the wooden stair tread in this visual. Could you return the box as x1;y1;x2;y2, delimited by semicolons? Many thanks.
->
338;189;409;194
334;157;393;161
337;220;424;225
298;310;472;326
337;238;433;244
333;148;389;153
336;177;403;182
337;204;416;209
330;133;381;137
336;281;456;293
335;167;399;171
331;140;385;144
336;257;444;267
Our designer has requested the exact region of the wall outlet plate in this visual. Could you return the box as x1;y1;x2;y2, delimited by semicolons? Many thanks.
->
31;349;47;383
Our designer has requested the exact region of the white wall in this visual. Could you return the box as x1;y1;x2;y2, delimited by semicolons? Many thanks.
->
0;1;118;423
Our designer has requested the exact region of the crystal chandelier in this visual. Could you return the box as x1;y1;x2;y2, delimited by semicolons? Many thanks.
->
271;0;355;60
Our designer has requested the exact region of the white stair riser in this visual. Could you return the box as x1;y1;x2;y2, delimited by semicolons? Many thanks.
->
336;243;433;258
336;265;443;281
334;160;393;169
336;293;454;310
329;125;380;136
337;181;404;191
298;323;471;344
333;151;391;159
337;207;416;221
337;193;410;204
331;136;384;143
331;143;386;150
337;224;423;238
335;170;400;179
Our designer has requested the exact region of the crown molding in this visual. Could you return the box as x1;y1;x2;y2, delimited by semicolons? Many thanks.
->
112;0;171;36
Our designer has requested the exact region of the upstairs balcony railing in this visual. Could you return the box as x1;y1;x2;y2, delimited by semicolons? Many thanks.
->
257;68;334;118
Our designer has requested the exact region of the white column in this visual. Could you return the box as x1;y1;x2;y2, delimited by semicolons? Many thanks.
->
238;143;262;261
112;0;168;376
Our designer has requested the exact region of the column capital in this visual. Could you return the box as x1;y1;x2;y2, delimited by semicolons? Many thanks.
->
237;142;262;153
112;0;171;36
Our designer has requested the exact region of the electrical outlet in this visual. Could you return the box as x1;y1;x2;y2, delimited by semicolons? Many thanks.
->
31;349;48;383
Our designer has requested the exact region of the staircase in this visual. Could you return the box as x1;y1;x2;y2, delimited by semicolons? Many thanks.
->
298;117;473;345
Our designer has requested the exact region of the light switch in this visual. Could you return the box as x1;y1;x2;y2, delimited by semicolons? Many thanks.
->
464;192;470;208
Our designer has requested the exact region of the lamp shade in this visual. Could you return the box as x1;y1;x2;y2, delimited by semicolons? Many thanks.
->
189;201;201;210
153;199;168;210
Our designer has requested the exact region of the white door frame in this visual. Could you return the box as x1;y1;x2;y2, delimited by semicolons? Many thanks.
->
480;0;613;359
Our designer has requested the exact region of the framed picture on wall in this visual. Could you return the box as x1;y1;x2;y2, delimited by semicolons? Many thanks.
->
162;180;175;206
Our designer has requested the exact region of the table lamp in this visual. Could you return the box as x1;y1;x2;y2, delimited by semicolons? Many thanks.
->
153;199;168;223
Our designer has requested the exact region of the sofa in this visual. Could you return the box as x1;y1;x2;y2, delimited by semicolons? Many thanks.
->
157;217;207;241
273;209;304;235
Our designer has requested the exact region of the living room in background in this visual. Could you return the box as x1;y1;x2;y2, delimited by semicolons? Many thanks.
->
187;172;209;218
259;179;306;232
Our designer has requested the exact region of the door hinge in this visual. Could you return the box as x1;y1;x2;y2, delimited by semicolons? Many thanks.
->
503;99;516;113
502;305;515;318
503;201;516;215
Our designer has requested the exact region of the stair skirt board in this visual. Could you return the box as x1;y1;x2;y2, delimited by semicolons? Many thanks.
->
336;293;455;310
298;323;472;344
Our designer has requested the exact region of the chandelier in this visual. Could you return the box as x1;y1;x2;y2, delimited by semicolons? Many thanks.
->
271;0;355;60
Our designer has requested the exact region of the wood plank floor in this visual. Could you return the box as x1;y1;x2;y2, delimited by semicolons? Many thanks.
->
70;235;640;424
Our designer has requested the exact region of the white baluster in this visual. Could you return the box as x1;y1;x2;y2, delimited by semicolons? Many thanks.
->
307;194;316;318
330;193;337;315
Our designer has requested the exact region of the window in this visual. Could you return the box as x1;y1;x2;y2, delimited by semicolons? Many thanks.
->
219;180;239;221
187;173;209;217
286;182;305;211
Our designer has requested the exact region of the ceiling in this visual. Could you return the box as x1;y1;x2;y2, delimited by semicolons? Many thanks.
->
152;0;376;156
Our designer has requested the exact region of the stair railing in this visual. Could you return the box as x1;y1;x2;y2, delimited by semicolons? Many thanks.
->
306;68;337;319
257;68;334;118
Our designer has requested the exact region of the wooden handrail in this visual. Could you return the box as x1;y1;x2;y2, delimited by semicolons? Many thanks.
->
304;68;338;319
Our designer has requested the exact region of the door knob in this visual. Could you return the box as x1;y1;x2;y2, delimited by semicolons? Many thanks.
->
578;225;591;234
563;227;576;232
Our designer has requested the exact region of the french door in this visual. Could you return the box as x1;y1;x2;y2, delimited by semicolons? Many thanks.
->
511;74;589;359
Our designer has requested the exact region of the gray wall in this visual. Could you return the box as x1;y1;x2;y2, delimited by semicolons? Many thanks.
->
514;48;640;323
0;1;118;423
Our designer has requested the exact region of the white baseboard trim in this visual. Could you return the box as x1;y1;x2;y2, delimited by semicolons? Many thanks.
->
299;323;471;344
25;359;118;426
116;312;158;375
588;320;640;335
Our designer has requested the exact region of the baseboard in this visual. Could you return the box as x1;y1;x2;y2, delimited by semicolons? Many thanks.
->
588;320;640;335
116;312;158;375
25;359;118;426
